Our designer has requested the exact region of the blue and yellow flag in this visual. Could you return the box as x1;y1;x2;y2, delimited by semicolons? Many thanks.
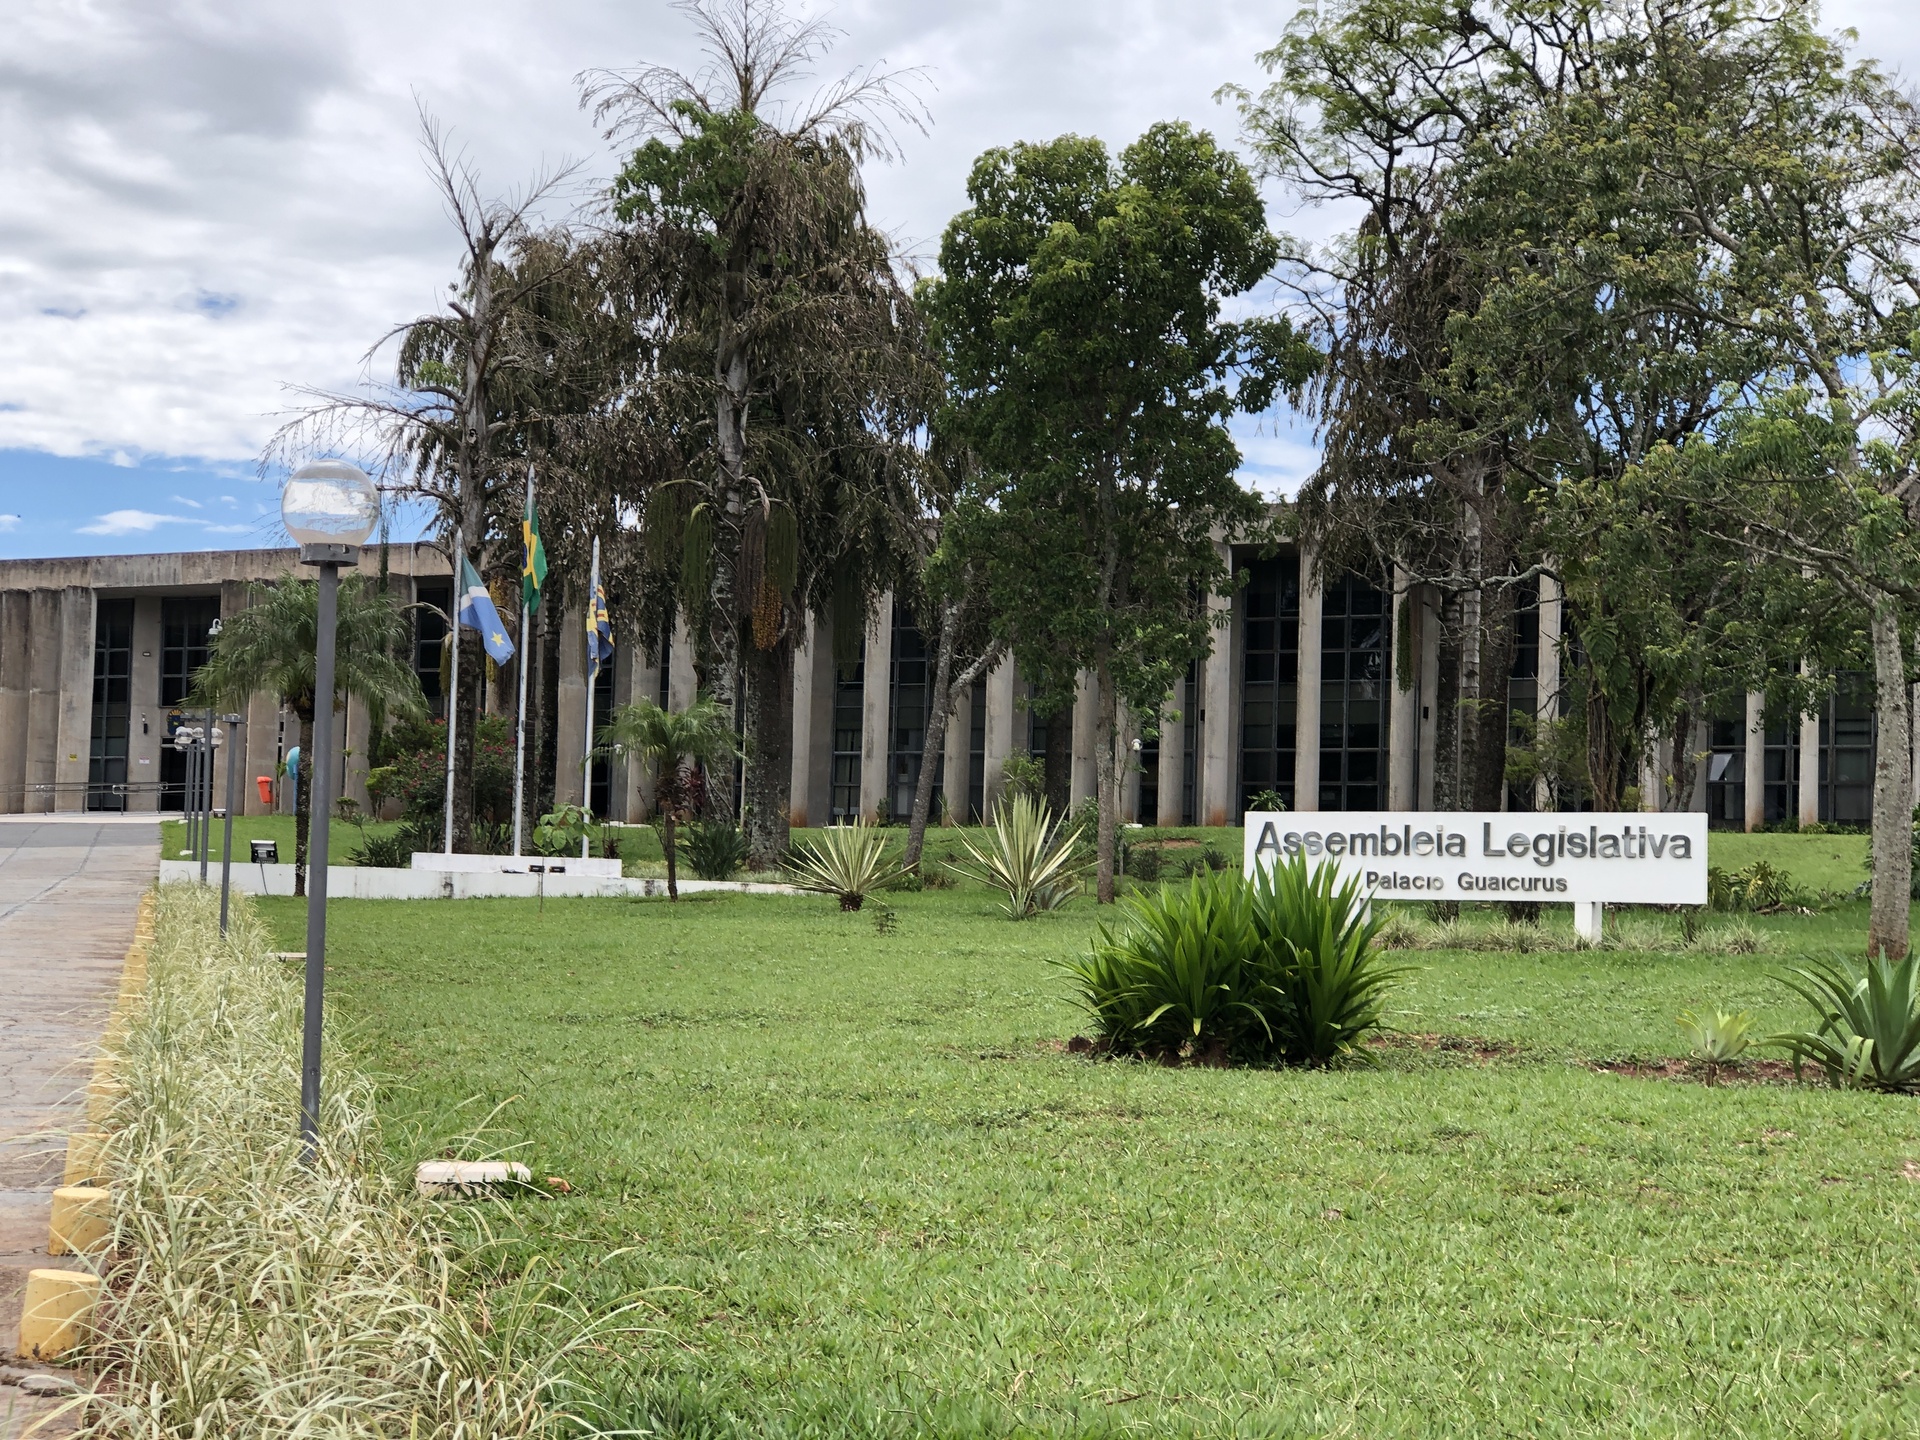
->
457;554;516;664
587;577;614;682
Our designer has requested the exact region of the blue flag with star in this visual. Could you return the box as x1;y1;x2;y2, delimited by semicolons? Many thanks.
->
457;553;516;664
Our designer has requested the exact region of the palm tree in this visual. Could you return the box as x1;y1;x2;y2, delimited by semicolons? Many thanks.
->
190;574;425;896
597;695;741;899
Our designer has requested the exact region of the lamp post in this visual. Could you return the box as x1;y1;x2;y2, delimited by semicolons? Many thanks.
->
218;713;243;934
283;460;379;1161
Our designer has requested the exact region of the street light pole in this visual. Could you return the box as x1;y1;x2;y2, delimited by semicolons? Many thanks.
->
219;714;243;935
282;459;379;1163
300;555;343;1158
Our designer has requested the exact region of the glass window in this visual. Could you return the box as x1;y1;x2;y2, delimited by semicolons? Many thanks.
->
1318;574;1389;811
1238;554;1300;817
830;640;865;821
414;581;452;719
88;600;134;812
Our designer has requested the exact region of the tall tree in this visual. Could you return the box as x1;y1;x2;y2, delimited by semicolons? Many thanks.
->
189;575;425;896
272;115;578;852
583;0;936;869
928;123;1315;901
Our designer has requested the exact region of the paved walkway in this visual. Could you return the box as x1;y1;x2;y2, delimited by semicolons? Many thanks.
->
0;817;156;1437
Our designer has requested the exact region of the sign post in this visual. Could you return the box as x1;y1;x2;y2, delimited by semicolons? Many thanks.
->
1244;812;1709;926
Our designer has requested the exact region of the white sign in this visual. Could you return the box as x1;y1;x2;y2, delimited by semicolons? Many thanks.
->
1243;811;1708;906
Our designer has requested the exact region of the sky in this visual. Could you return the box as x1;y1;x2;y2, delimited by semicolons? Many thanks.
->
0;0;1913;559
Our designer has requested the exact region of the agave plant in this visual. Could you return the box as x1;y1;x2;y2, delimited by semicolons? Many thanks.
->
956;794;1087;919
1770;952;1920;1091
785;822;903;911
1246;853;1405;1066
1677;1008;1755;1084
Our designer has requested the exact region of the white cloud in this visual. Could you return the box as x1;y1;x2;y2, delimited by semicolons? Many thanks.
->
169;493;203;508
0;0;1912;479
77;508;194;535
0;514;20;531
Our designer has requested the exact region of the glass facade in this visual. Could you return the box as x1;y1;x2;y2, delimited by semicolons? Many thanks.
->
830;641;864;820
1506;581;1540;810
1238;554;1301;816
589;652;615;817
414;580;452;719
158;595;219;812
1706;677;1873;828
887;601;941;822
1318;574;1389;810
967;677;986;822
87;599;134;812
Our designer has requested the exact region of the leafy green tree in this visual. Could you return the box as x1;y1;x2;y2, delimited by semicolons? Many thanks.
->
927;123;1314;901
585;0;935;871
189;575;425;896
597;694;742;899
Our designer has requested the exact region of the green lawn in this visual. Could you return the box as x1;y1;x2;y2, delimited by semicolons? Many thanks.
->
258;834;1920;1438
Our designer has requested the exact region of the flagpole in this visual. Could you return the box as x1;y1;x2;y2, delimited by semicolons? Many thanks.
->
443;525;461;855
582;534;600;862
512;472;534;857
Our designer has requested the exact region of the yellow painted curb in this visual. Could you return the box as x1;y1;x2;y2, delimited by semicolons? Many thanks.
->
62;1131;107;1187
49;1185;111;1257
16;1268;103;1362
84;1078;123;1127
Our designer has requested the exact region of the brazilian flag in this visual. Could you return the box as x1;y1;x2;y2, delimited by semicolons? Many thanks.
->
521;487;548;613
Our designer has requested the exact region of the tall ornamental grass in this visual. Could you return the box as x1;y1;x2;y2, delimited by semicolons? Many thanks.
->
74;884;607;1439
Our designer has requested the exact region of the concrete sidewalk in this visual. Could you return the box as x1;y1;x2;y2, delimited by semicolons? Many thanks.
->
0;818;156;1437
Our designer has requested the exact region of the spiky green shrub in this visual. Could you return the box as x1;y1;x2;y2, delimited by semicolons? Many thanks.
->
785;821;902;910
1247;852;1404;1065
956;794;1086;919
683;819;749;880
1059;856;1406;1066
1770;952;1920;1091
1678;1008;1756;1083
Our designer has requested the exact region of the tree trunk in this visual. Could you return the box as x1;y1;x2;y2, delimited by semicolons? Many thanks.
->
1469;566;1516;811
1868;597;1912;959
451;626;481;850
1432;591;1464;810
291;708;311;899
742;633;795;871
1094;658;1119;904
663;809;679;901
1044;697;1073;818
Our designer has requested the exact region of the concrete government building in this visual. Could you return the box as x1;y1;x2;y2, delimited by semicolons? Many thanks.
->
0;543;1881;831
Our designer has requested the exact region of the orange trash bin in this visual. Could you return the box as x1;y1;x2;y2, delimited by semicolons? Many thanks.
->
256;776;274;805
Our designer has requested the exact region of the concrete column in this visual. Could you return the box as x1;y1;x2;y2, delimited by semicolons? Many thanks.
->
1071;669;1098;805
1536;574;1563;813
668;614;697;711
982;653;1017;817
554;603;587;806
859;592;893;821
126;596;162;812
1116;701;1139;824
0;591;30;813
1388;567;1419;811
24;590;62;813
625;640;657;825
343;695;371;814
1199;546;1237;826
1417;588;1441;810
1743;689;1765;832
1293;553;1324;813
1799;670;1822;826
244;691;280;816
52;586;94;812
788;615;817;828
1156;695;1183;827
